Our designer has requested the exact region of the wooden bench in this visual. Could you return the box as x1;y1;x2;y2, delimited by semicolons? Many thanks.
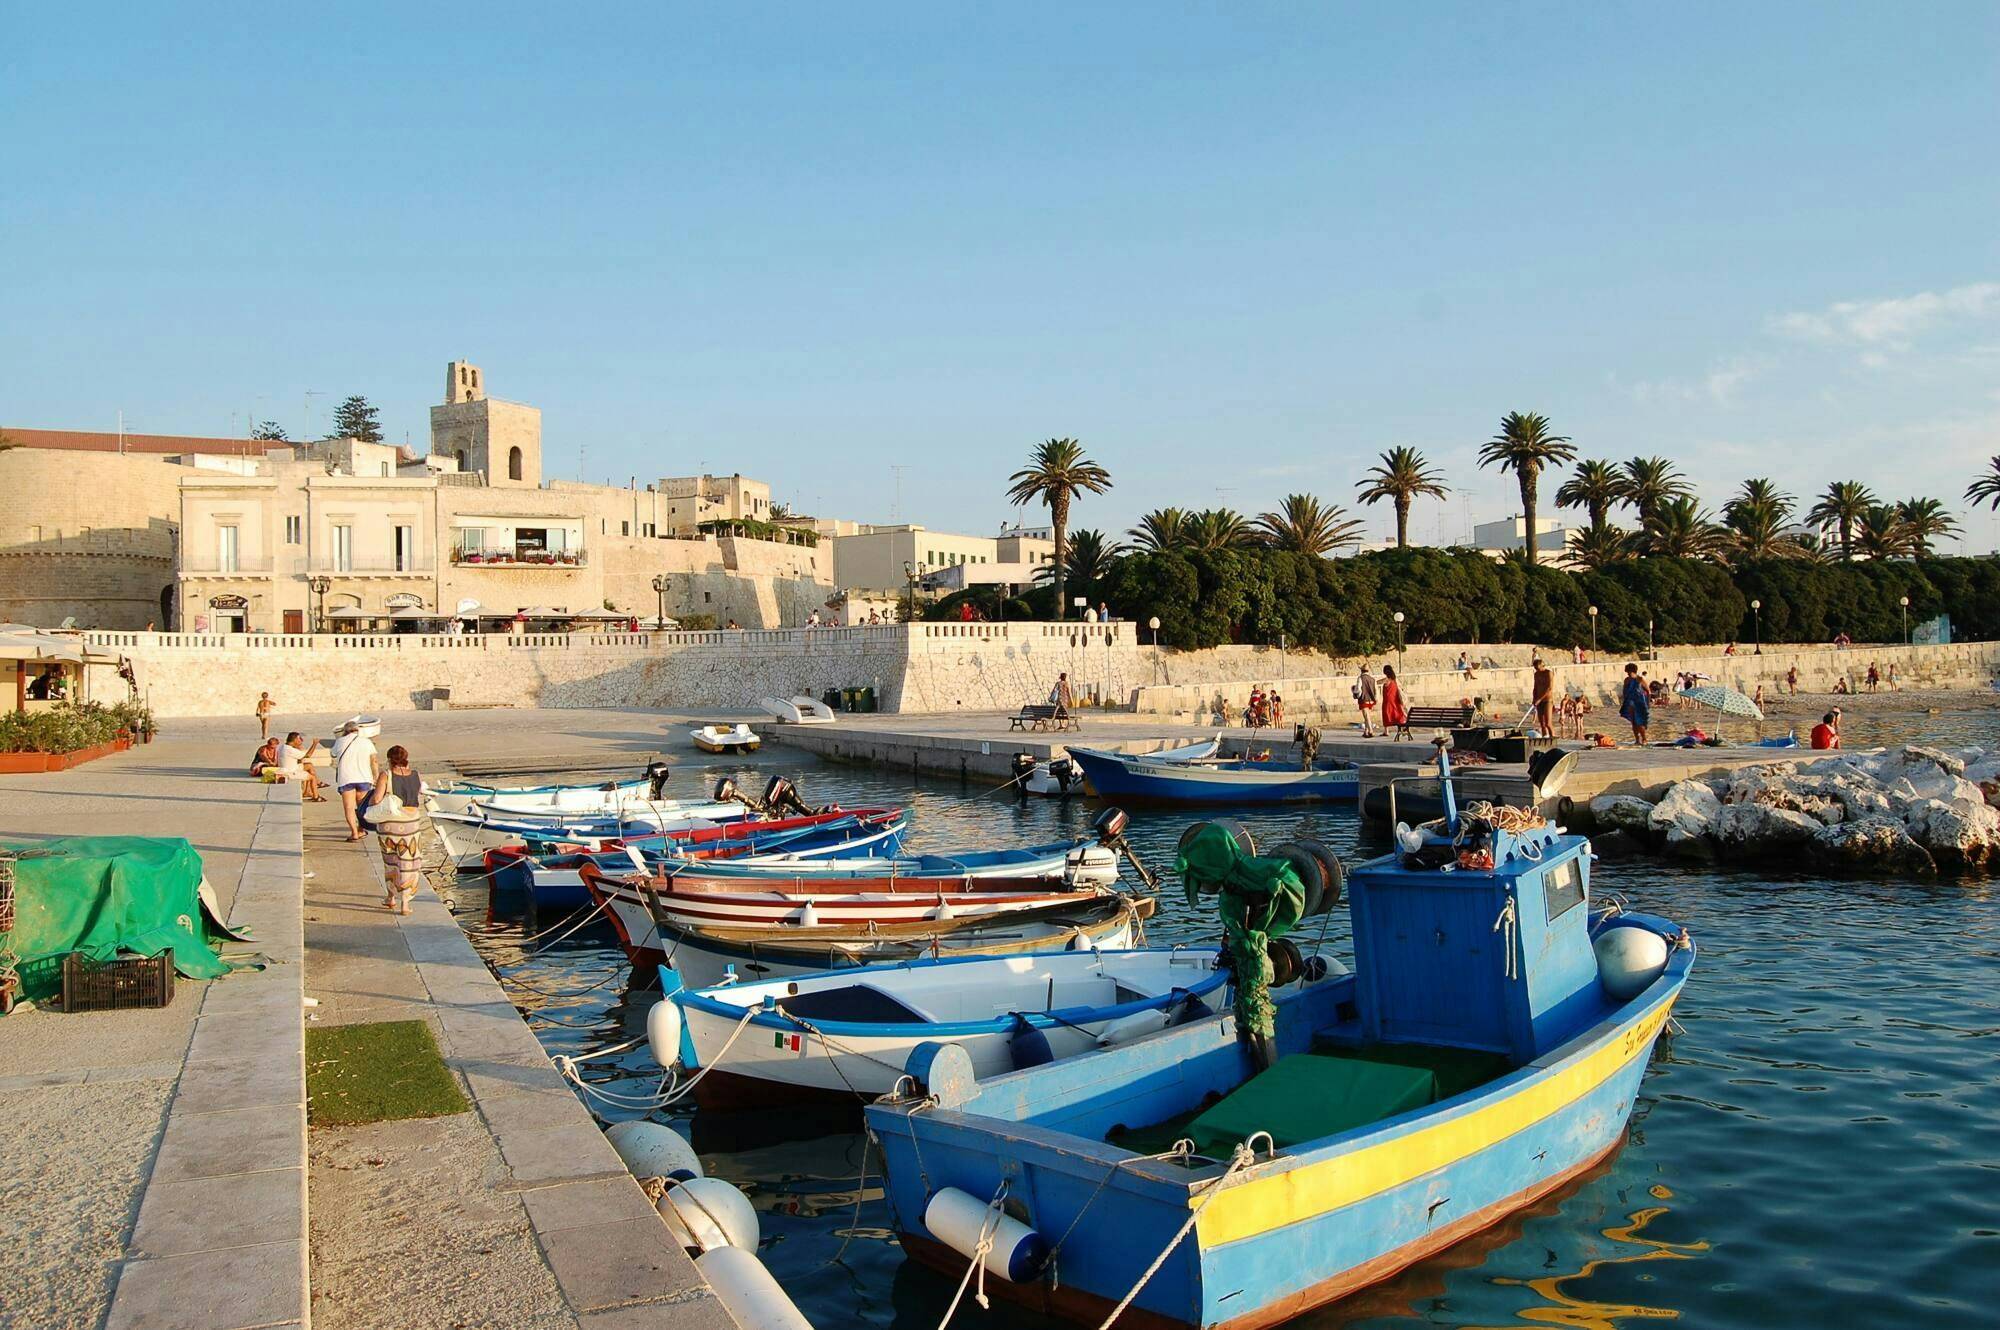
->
1404;705;1475;730
1009;704;1079;732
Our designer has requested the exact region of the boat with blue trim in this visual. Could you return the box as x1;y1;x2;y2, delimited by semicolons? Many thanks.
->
865;738;1693;1330
1064;744;1359;805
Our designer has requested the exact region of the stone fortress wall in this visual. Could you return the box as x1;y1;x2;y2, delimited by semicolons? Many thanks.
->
82;622;2000;721
0;449;184;628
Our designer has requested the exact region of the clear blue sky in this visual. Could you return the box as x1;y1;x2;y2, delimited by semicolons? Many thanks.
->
6;4;1998;547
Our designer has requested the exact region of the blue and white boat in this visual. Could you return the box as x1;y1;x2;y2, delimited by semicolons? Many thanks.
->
1022;738;1220;797
1065;744;1359;804
429;801;751;868
865;749;1693;1330
651;948;1238;1108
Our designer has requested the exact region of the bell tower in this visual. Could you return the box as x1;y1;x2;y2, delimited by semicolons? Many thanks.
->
429;360;541;488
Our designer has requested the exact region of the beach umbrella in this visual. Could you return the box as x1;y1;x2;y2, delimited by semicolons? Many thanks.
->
1678;683;1762;740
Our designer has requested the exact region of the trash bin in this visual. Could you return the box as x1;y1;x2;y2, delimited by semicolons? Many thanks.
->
1485;733;1557;764
430;686;452;712
855;686;877;713
822;688;843;712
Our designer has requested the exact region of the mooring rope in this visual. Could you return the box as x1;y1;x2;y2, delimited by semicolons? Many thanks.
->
935;1179;1009;1329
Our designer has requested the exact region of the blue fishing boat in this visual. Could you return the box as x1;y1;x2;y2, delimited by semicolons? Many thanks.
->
1065;745;1359;804
866;741;1693;1329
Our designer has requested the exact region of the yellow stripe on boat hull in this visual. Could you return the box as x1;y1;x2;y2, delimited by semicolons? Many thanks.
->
1195;1000;1675;1248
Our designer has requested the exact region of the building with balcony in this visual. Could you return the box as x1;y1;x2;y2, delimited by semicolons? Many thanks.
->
830;523;1056;596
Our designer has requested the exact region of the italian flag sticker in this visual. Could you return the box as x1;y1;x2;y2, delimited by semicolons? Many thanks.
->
773;1032;803;1051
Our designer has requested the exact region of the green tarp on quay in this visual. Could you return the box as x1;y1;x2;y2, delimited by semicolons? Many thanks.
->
2;837;251;1006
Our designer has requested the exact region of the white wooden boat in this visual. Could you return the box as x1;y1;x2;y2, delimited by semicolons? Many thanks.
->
428;765;670;818
427;803;744;868
657;948;1239;1107
760;695;837;725
637;895;1155;990
692;723;762;754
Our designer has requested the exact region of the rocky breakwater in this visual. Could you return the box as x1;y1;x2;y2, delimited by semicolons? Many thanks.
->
1586;745;2000;874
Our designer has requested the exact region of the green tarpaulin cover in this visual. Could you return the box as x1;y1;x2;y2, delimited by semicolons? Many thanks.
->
1185;1053;1438;1154
2;837;251;1006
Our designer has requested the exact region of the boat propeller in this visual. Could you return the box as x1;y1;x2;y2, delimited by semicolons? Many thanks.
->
644;760;671;800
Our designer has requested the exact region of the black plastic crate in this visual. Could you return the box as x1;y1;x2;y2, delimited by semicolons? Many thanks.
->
62;949;175;1012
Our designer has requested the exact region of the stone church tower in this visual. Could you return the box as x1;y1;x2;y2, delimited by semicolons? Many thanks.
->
429;360;542;488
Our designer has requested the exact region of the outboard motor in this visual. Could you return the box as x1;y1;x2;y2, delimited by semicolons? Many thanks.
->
763;776;813;818
645;760;671;801
1092;806;1159;890
1047;757;1078;792
713;777;740;805
1010;752;1037;796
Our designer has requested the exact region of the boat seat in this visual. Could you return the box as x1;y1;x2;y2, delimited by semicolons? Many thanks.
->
1308;1035;1516;1100
775;984;928;1024
1183;1054;1438;1155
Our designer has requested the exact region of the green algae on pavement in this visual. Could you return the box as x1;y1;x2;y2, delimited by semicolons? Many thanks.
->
307;1020;468;1125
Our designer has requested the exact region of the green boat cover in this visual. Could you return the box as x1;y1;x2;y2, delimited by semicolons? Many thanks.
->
1184;1053;1438;1155
2;837;252;1006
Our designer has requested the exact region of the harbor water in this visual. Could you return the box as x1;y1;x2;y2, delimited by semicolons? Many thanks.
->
457;712;1999;1330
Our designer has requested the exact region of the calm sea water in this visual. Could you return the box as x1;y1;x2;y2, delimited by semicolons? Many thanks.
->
459;714;2000;1330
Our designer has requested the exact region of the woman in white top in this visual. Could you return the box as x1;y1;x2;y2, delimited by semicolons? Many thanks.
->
331;722;381;841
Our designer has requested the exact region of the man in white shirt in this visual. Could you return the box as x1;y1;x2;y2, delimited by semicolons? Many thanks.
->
331;721;381;841
278;732;324;801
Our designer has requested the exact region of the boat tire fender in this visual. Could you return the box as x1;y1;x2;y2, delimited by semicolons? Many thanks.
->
1266;937;1304;987
1291;837;1345;915
1178;820;1256;890
925;1187;1049;1283
1266;842;1328;917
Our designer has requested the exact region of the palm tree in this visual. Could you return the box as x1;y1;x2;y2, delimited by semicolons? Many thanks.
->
1567;522;1634;570
1127;508;1191;553
1965;456;2000;511
1725;501;1801;561
1555;459;1624;530
1355;447;1447;548
1618;457;1692;528
1254;494;1364;555
1729;477;1794;519
1007;438;1111;619
1896;498;1960;556
1854;505;1916;560
1185;508;1258;552
1476;412;1576;567
1039;527;1121;584
1637;496;1726;560
1805;480;1877;560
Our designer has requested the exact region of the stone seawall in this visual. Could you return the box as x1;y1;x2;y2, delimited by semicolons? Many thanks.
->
85;625;2000;720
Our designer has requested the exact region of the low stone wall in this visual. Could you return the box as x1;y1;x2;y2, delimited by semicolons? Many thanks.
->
86;625;2000;720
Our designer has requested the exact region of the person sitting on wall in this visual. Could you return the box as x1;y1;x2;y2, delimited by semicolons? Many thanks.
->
250;738;283;780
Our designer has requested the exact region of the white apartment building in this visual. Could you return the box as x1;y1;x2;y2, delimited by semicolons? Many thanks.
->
831;524;1057;593
1472;515;1579;560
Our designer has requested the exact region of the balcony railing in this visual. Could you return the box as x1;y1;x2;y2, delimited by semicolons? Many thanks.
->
450;549;589;569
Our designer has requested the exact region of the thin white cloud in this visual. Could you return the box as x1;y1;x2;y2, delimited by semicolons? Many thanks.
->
1770;281;2000;347
1628;355;1762;406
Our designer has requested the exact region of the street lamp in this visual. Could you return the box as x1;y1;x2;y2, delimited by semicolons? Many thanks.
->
1392;610;1406;677
1647;618;1655;659
1900;595;1910;644
307;575;331;634
1149;615;1163;682
902;561;927;623
1751;599;1761;655
1587;605;1598;655
650;573;669;629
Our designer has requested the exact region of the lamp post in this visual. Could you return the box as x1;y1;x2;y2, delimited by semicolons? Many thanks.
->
1751;598;1761;655
1587;604;1598;655
307;575;331;634
902;561;927;623
1149;615;1162;683
650;574;669;629
996;582;1008;624
1392;611;1406;677
1900;595;1910;644
1647;618;1655;659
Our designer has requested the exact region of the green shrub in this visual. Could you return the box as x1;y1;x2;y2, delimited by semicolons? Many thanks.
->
0;701;131;754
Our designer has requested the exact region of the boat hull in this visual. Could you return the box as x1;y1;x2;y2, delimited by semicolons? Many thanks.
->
867;954;1688;1330
1067;747;1358;805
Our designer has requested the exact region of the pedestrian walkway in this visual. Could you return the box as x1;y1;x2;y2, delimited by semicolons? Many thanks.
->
302;797;731;1330
0;732;307;1330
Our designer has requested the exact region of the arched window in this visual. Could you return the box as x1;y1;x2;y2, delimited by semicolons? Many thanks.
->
508;446;523;481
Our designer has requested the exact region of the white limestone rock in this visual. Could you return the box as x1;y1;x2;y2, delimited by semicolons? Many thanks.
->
1588;794;1655;836
1711;801;1823;854
1883;744;1966;779
1648;780;1719;839
1902;795;2000;871
1809;816;1936;874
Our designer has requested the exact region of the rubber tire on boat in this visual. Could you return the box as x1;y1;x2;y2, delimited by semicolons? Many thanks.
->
1291;837;1344;915
1266;841;1329;918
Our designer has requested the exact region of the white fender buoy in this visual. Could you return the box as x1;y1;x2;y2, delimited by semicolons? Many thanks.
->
658;1175;761;1253
932;898;958;921
924;1187;1048;1282
605;1121;702;1181
646;999;683;1071
1096;1008;1174;1047
797;901;820;928
696;1246;815;1330
1594;926;1670;1000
